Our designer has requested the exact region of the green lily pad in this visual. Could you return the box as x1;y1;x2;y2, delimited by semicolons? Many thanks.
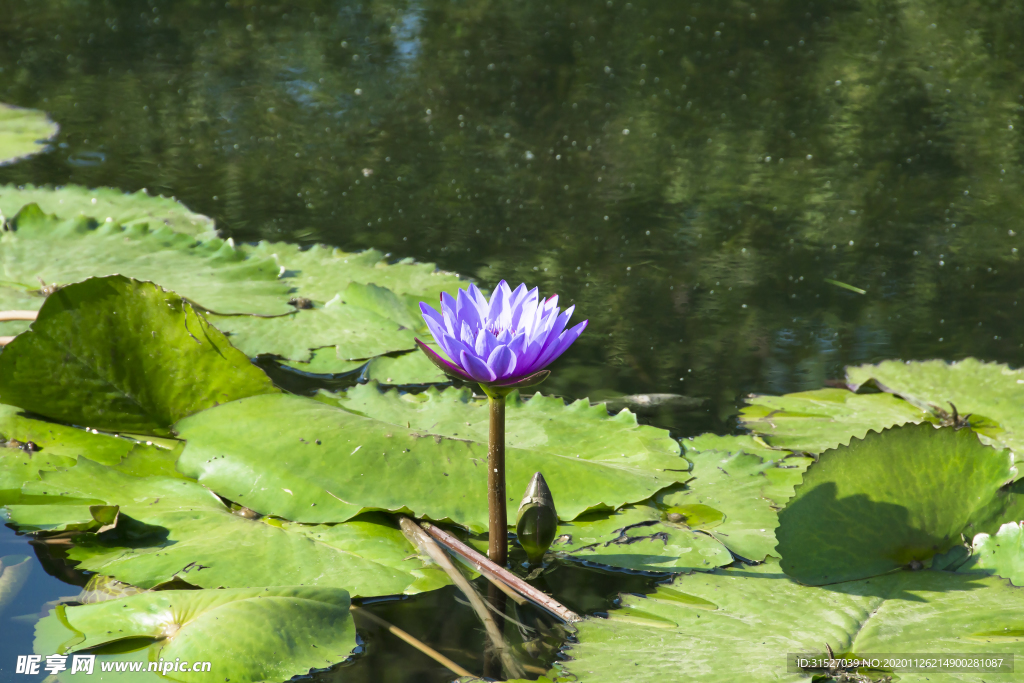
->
848;358;1024;462
363;347;448;384
3;504;118;533
209;283;420;364
539;436;806;571
683;433;789;461
19;459;448;597
245;240;464;302
551;560;1024;683
777;424;1014;585
0;204;292;317
0;184;216;237
0;276;279;437
176;386;689;533
0;104;57;166
740;387;930;453
36;586;356;683
960;522;1024;586
672;449;801;561
551;497;734;573
281;346;449;384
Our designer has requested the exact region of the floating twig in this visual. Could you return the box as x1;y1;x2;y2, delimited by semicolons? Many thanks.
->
350;605;473;678
398;516;525;679
420;521;582;624
0;310;38;322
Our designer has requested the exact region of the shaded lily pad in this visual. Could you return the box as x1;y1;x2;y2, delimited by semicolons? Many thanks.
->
0;104;57;166
176;386;689;533
848;358;1024;462
35;586;356;683
960;521;1024;586
0;276;279;436
18;459;448;597
549;560;1024;683
0;184;216;237
0;204;292;317
777;424;1013;585
740;387;930;453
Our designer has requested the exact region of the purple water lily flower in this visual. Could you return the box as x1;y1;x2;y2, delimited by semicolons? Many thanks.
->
417;280;588;387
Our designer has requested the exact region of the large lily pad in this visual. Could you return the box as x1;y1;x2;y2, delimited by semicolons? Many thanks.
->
777;424;1014;585
740;387;930;453
209;283;420;364
0;276;279;436
549;560;1024;683
176;387;689;533
15;459;448;597
36;586;356;683
0;205;292;317
848;358;1024;461
0;104;57;166
0;184;216;237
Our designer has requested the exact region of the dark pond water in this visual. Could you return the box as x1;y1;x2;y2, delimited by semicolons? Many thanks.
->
1;0;1023;680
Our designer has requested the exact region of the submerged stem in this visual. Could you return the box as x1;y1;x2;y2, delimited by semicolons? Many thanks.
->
487;391;508;567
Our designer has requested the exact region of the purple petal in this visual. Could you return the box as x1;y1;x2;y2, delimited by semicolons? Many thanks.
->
456;288;483;330
416;339;474;381
474;328;499;357
488;280;513;326
460;321;476;347
505;333;528;374
486;345;516;378
460;349;497;382
420;303;448;341
466;283;490;317
533;319;588;369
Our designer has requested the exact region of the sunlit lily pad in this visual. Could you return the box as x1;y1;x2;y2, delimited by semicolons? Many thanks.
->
0;184;216;237
19;459;448;597
777;424;1014;585
551;495;734;573
0;276;279;436
0;405;185;505
740;387;930;453
0;205;292;317
245;240;464;302
35;586;356;683
209;283;420;364
552;442;809;571
176;385;689;533
0;104;58;166
282;346;447;384
848;358;1024;462
549;560;1024;682
959;521;1024;586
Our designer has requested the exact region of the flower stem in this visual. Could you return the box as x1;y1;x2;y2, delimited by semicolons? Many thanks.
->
486;391;508;566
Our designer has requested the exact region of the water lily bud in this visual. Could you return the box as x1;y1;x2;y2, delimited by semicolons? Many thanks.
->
516;472;558;564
